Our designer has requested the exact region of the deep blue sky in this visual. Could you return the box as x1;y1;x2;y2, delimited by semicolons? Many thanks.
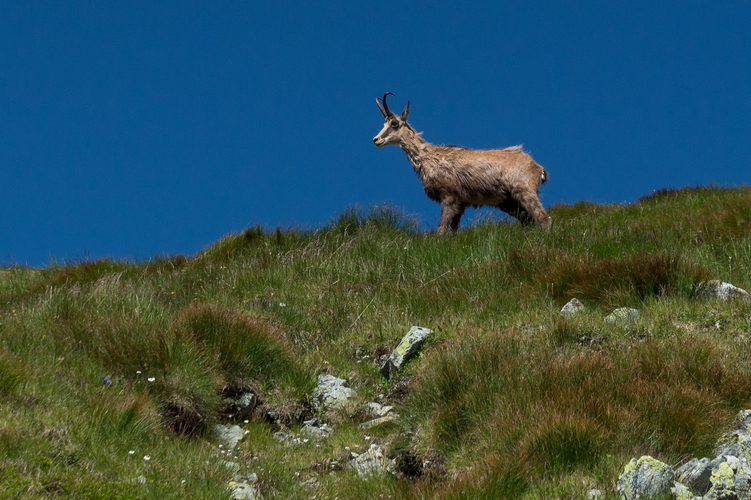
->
2;2;750;266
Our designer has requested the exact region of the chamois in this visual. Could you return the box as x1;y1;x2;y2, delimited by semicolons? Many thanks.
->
373;93;551;234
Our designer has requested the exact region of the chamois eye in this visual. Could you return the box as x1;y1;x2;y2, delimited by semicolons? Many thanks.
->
390;120;399;128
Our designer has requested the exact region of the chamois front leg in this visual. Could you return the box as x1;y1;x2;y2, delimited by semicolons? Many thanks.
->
437;199;465;235
515;190;552;231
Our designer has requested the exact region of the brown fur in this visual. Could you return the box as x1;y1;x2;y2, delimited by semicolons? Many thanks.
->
373;95;551;234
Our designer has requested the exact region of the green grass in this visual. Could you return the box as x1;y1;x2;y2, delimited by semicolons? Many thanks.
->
1;186;750;499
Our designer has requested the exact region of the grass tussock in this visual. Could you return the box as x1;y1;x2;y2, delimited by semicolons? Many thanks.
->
176;303;312;391
542;252;710;307
0;185;750;498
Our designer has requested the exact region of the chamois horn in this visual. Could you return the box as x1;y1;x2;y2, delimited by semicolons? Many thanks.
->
376;92;395;117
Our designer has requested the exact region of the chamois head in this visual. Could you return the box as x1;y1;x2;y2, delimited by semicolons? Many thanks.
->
373;92;411;148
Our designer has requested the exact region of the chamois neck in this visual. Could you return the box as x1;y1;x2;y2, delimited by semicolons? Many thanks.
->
398;126;432;174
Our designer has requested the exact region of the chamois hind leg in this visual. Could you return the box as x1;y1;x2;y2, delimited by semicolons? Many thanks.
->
515;190;552;231
437;200;464;235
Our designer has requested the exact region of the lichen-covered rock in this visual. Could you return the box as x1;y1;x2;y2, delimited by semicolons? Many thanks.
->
671;481;699;500
676;457;713;494
349;444;396;477
312;375;356;410
560;298;584;317
380;326;434;380
617;455;674;499
713;429;751;462
606;307;640;324
705;460;738;499
228;480;262;500
694;280;751;301
213;424;246;450
701;455;751;500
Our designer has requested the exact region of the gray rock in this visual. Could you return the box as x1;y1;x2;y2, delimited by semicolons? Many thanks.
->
213;424;246;450
617;455;674;499
302;477;318;488
735;467;751;500
312;375;356;410
694;280;751;301
587;488;602;499
358;414;399;430
367;402;393;417
560;298;584;317
380;326;434;380
675;457;712;494
230;473;258;484
300;419;334;439
223;460;240;472
349;444;396;477
230;392;257;419
272;430;293;443
606;307;640;324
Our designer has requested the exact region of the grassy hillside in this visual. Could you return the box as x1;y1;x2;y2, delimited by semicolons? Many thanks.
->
1;185;750;499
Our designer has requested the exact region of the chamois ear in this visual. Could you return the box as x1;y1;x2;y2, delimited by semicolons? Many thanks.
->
401;101;410;120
